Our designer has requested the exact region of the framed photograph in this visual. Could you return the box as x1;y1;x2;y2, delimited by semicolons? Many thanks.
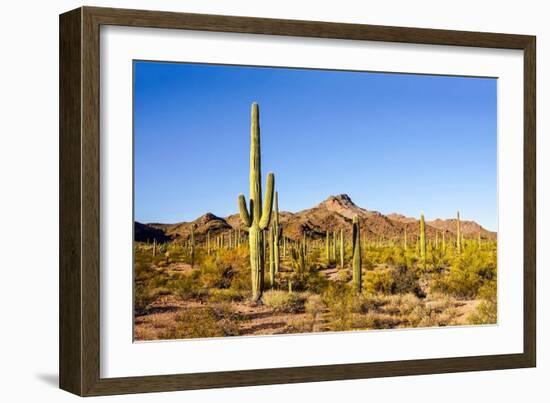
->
59;6;536;396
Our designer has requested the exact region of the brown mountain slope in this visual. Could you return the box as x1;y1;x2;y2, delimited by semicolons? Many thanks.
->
135;194;496;243
428;218;495;239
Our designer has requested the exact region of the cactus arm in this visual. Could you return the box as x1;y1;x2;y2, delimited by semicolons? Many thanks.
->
238;193;252;227
259;172;274;230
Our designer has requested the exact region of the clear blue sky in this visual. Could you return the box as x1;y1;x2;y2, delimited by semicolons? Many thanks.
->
134;61;497;231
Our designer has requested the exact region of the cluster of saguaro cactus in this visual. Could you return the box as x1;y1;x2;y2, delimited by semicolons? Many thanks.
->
352;216;362;293
237;103;275;302
290;238;308;275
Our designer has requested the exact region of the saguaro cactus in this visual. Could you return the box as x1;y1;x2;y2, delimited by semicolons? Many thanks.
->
290;239;308;275
419;214;426;268
269;226;275;287
190;225;195;268
403;227;408;249
478;232;482;250
340;229;344;269
332;230;337;262
325;230;330;263
273;191;280;274
352;216;362;293
456;211;462;254
238;103;275;302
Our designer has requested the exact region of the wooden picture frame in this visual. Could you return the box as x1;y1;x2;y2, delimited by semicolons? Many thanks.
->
59;6;536;396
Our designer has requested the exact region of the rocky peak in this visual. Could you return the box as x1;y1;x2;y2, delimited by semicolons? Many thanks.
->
195;212;223;226
318;194;365;219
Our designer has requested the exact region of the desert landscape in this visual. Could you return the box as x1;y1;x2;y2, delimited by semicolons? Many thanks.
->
133;103;497;341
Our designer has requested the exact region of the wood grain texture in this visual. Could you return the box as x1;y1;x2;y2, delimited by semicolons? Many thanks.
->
59;7;82;396
59;6;537;396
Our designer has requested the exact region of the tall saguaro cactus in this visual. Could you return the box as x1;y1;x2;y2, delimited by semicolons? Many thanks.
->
456;211;462;254
190;225;196;268
269;226;275;287
339;229;344;269
419;214;426;268
352;216;362;293
325;230;330;263
238;103;275;302
273;191;280;274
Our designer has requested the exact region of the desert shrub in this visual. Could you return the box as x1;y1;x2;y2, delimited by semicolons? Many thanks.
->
199;255;234;288
134;283;157;315
304;269;329;294
468;279;497;325
363;267;421;296
170;273;206;301
405;298;459;328
354;312;401;330
262;290;308;313
352;293;386;314
208;288;248;303
335;269;352;283
383;293;421;316
363;269;394;294
431;246;496;298
163;305;241;339
322;282;354;331
468;298;497;325
305;294;325;317
229;266;250;291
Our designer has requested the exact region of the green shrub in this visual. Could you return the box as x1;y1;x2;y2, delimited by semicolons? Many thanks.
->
335;269;352;283
322;282;354;331
162;305;241;339
170;273;206;301
363;267;421;296
431;246;496;298
262;290;308;313
200;255;234;288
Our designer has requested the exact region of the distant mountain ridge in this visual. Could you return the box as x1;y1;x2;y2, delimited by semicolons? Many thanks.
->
134;194;496;243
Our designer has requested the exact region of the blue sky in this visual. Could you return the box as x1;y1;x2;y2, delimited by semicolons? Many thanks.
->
134;61;497;231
